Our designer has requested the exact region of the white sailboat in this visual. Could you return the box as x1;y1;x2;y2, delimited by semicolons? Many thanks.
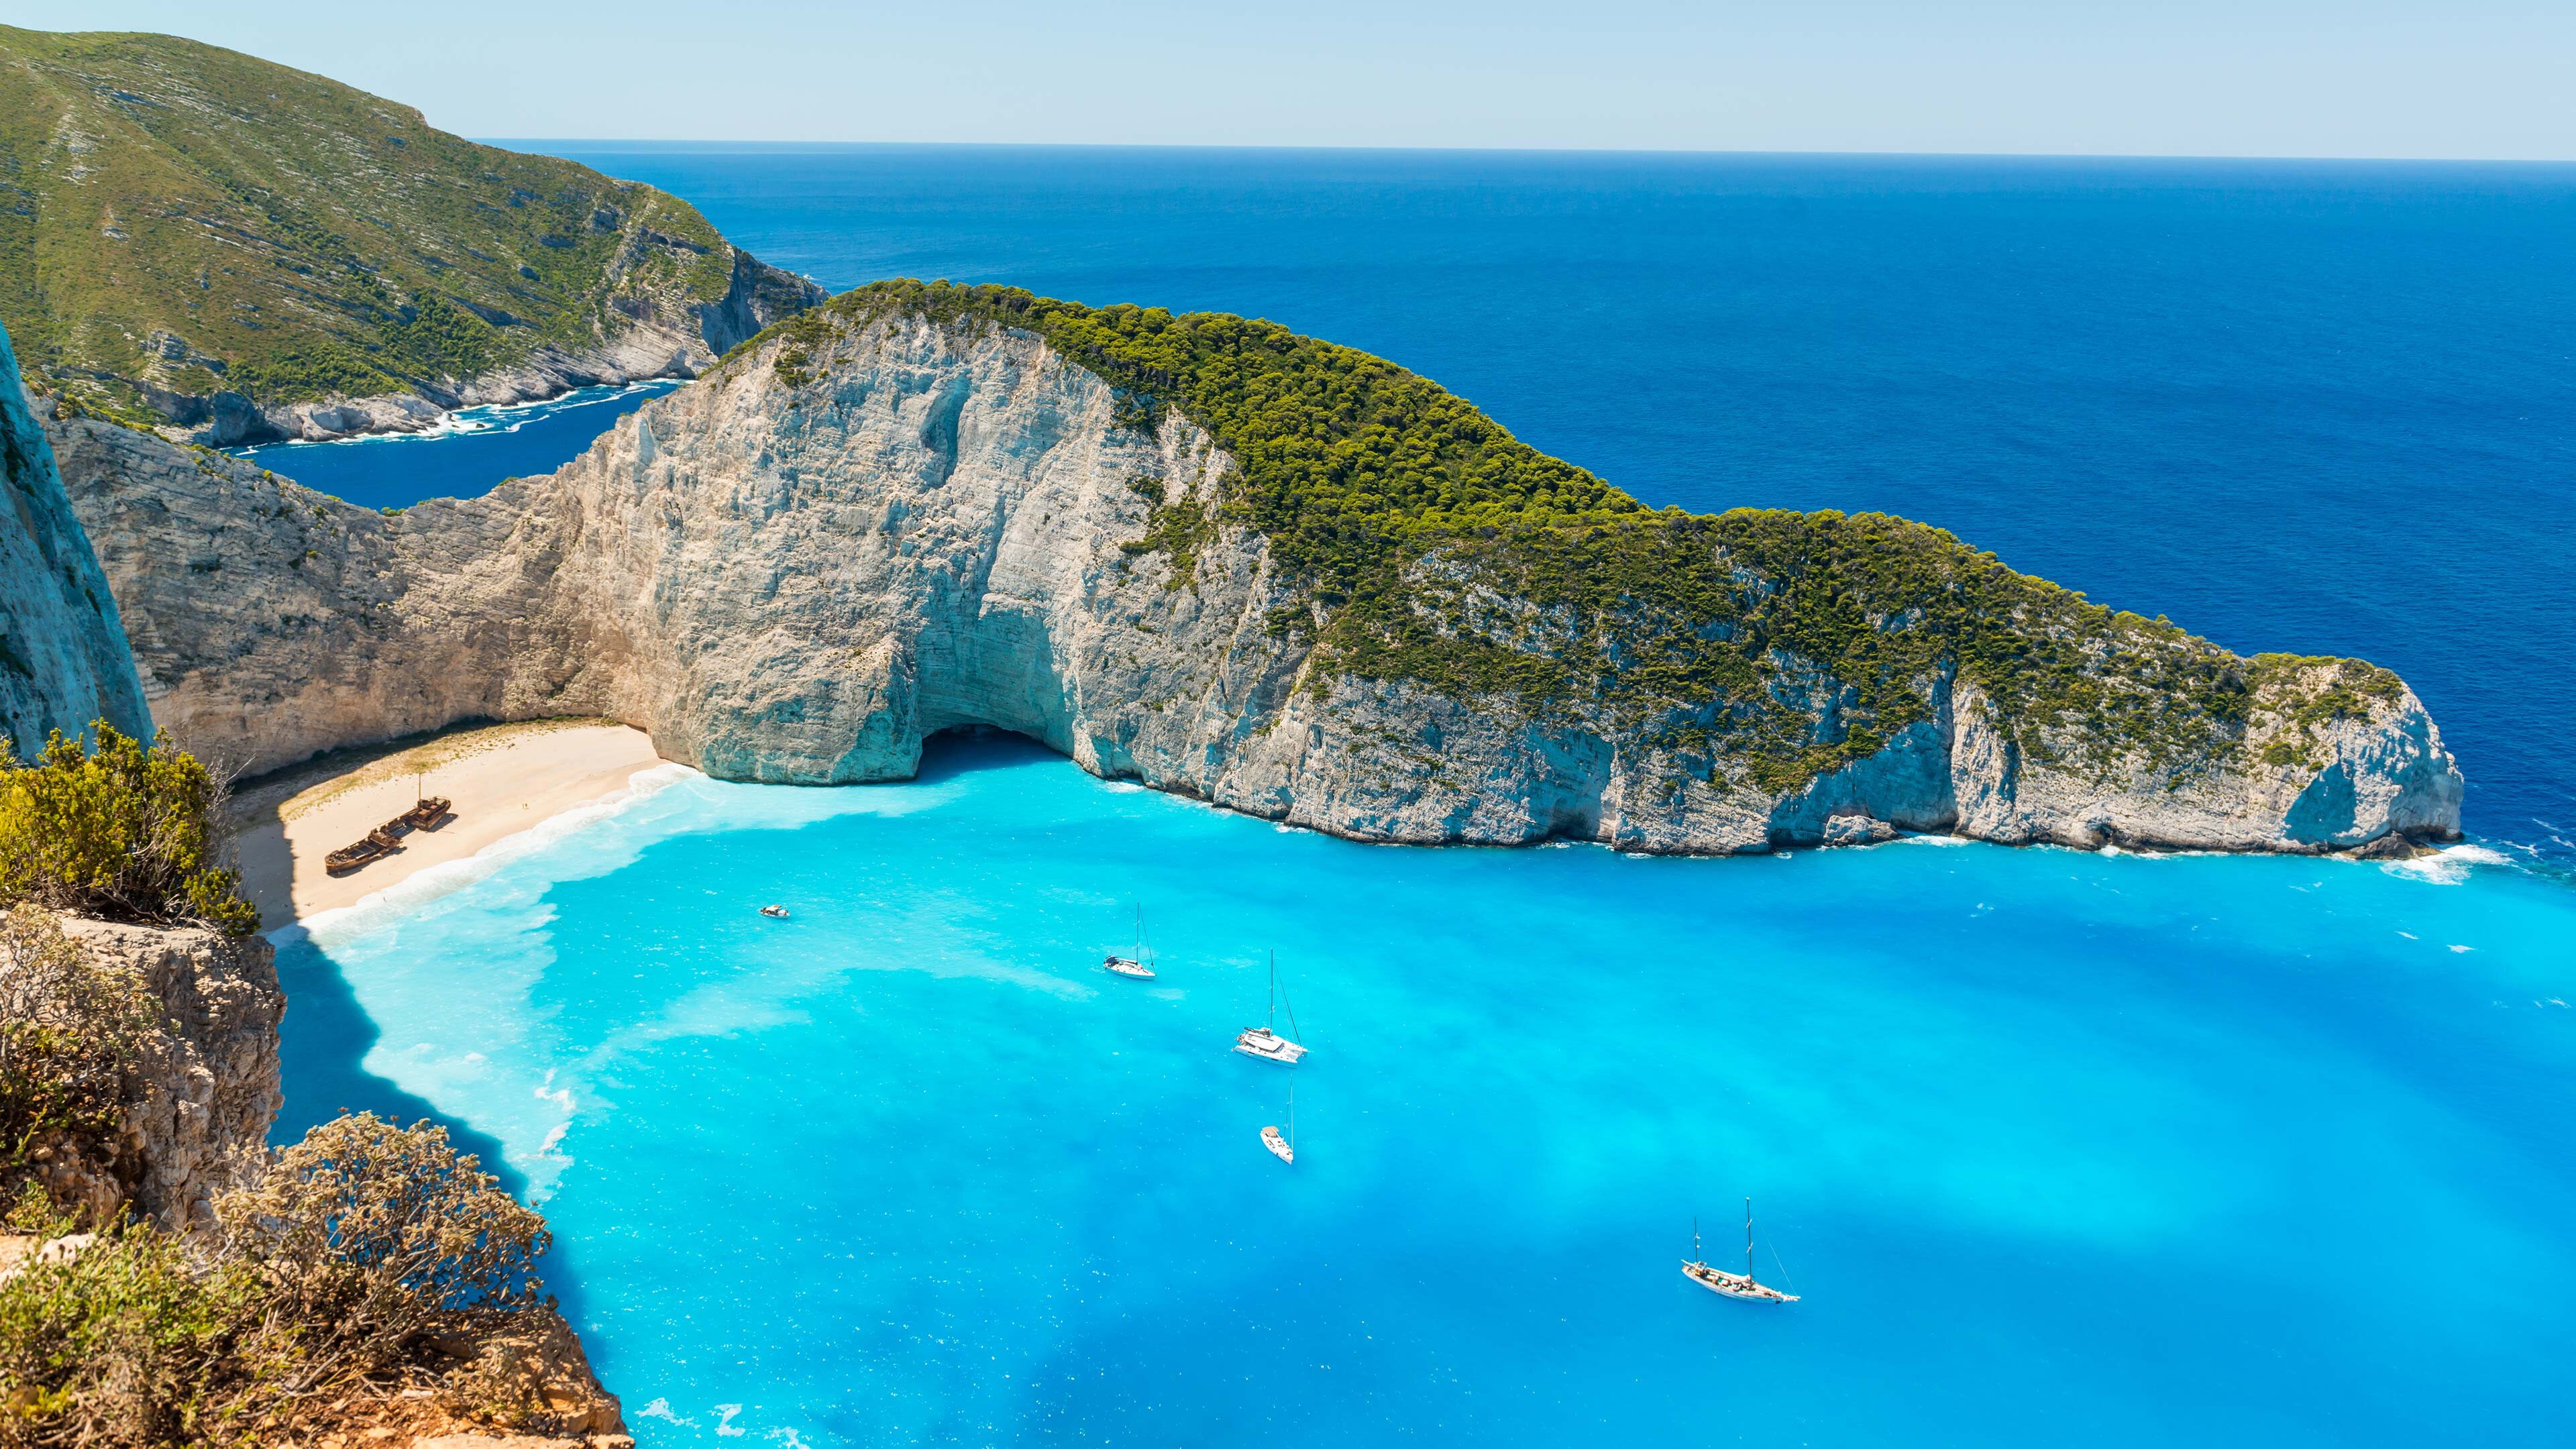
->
1682;1199;1799;1304
1234;950;1307;1063
1103;904;1157;979
1261;1070;1296;1165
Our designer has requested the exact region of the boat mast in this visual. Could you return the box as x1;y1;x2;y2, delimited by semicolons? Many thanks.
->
1693;1215;1701;1262
1267;949;1277;1029
1744;1198;1755;1281
1287;1069;1295;1149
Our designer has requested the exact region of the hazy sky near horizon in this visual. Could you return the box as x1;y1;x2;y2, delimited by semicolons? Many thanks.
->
13;1;2573;159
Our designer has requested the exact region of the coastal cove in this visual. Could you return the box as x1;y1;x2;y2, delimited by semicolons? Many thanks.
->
231;382;681;512
269;733;2576;1447
7;25;2573;1449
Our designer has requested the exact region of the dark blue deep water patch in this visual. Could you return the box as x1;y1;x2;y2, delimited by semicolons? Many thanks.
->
235;380;677;511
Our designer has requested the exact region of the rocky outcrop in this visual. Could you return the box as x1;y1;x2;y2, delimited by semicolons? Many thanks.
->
18;919;281;1232
50;303;2464;855
213;247;826;446
0;325;153;751
3;916;628;1446
0;28;824;449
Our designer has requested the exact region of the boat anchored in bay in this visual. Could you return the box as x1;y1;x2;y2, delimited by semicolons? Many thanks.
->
1234;950;1306;1063
1262;1070;1296;1165
1684;1199;1799;1304
1104;904;1157;979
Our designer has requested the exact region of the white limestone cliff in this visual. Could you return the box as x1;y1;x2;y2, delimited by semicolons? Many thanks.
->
51;309;2463;855
0;323;152;751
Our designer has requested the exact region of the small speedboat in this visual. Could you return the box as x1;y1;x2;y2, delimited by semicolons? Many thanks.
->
759;904;791;919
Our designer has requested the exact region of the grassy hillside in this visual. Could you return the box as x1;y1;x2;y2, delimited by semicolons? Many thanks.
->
749;281;2402;791
0;26;794;424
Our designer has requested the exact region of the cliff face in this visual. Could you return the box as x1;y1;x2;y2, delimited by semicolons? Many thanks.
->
21;919;280;1232
213;244;824;445
54;294;2465;853
5;916;629;1447
0;322;151;750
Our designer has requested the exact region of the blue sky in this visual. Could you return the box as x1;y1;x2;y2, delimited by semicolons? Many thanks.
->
13;1;2572;158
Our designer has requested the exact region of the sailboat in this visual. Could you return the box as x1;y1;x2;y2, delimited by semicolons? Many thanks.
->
1233;950;1307;1063
1682;1199;1799;1303
1261;1070;1295;1165
1103;904;1157;979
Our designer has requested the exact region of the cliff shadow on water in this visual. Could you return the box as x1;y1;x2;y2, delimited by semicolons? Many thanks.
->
267;928;602;1328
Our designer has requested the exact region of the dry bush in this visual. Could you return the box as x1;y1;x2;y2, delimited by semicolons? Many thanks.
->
0;908;155;1185
215;1113;549;1388
0;1115;555;1448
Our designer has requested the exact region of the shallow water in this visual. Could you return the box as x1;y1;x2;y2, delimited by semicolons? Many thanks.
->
272;735;2576;1447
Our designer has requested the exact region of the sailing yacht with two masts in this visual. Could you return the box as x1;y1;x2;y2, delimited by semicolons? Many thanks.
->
1234;951;1306;1063
1683;1199;1799;1303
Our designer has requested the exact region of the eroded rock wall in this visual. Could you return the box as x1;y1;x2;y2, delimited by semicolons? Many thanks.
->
50;315;2464;855
229;249;827;445
0;324;152;751
22;920;282;1232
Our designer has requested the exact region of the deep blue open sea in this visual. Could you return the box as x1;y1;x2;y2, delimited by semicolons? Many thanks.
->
252;149;2576;1446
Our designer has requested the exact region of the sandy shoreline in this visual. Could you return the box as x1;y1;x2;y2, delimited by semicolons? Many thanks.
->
229;720;671;928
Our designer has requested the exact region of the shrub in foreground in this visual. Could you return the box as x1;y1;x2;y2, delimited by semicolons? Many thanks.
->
0;1114;559;1448
0;726;255;936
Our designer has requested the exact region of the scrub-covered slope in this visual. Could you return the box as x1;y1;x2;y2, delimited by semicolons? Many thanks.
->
0;25;822;443
52;281;2463;854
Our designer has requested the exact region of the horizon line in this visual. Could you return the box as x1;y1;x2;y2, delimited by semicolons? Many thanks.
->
471;138;2576;167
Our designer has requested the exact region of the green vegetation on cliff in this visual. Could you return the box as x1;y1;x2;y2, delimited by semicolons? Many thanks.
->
0;26;769;417
749;280;2404;791
0;724;256;936
1;1112;583;1448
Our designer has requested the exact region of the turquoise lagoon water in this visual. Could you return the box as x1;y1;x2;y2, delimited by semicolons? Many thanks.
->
272;735;2576;1446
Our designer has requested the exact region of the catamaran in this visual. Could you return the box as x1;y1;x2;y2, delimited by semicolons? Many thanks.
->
1104;904;1157;979
1683;1199;1799;1303
1262;1071;1296;1165
1234;950;1306;1063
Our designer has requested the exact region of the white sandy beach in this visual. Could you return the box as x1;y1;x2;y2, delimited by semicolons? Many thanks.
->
231;720;669;928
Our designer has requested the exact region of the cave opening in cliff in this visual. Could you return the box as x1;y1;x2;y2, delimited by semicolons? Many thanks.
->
915;724;1061;784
